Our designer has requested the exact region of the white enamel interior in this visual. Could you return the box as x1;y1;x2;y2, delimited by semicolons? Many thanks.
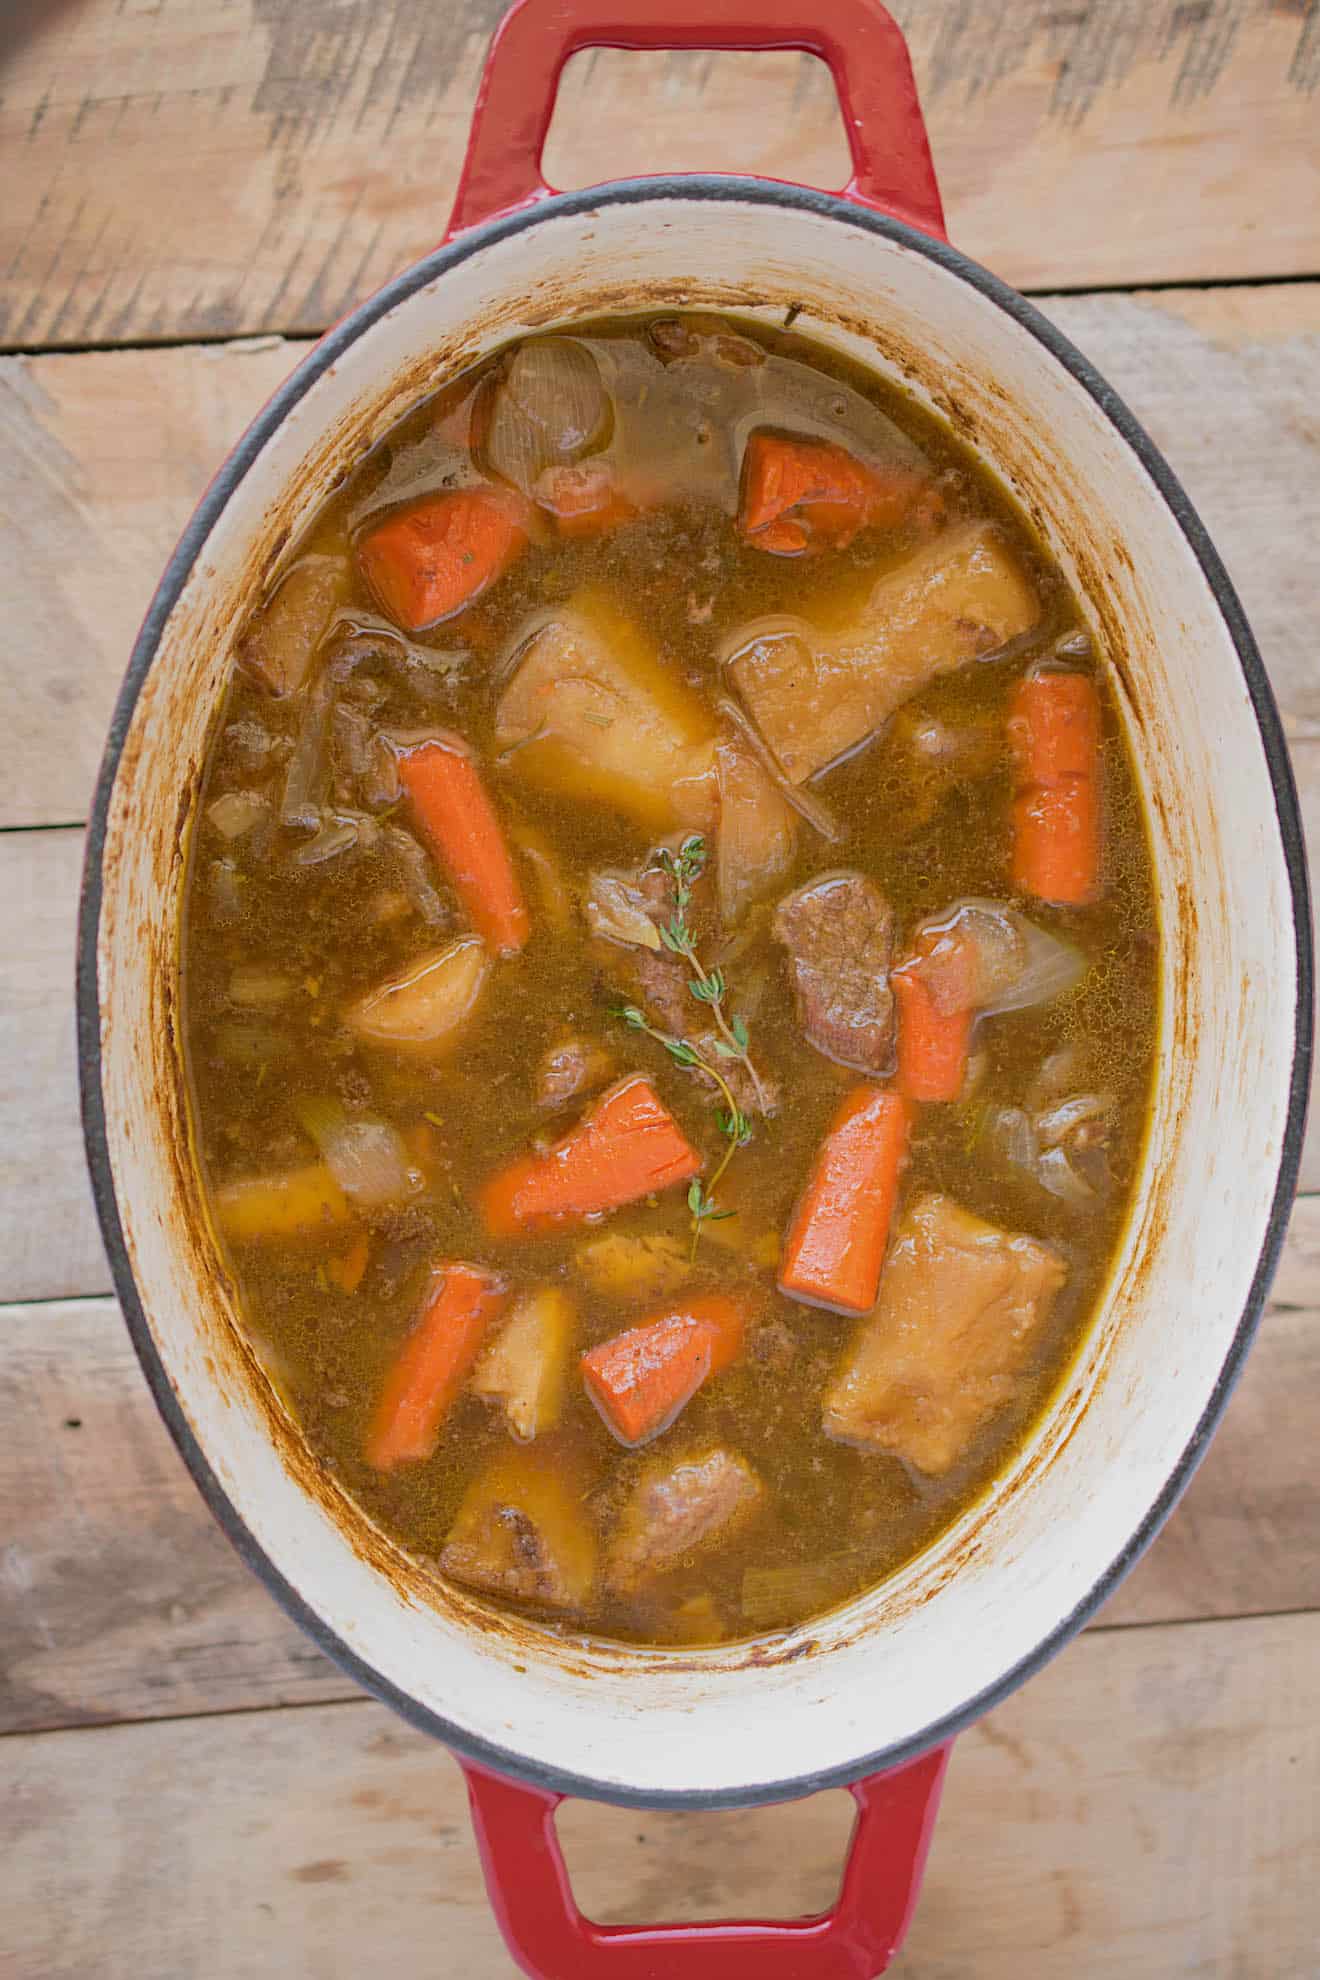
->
93;194;1299;1802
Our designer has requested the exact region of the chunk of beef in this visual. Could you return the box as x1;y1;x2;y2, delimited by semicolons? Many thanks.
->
238;554;349;697
748;1315;800;1373
693;1029;779;1117
535;1034;616;1112
823;1193;1067;1474
440;1445;596;1611
591;860;692;1034
593;856;777;1112
626;947;690;1035
607;1447;765;1591
728;522;1039;782
773;871;895;1074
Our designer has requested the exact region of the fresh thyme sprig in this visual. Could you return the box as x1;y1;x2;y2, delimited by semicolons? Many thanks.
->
655;836;769;1112
612;1003;752;1258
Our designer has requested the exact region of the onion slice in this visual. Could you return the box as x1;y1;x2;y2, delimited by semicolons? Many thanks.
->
900;897;1085;1018
715;696;843;842
485;339;611;495
296;1097;422;1208
1037;1145;1097;1205
585;871;664;951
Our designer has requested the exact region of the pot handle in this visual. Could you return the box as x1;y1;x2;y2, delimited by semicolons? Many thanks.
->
446;0;945;243
460;1743;951;1980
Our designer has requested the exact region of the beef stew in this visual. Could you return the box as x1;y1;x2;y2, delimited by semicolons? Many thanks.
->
181;313;1157;1647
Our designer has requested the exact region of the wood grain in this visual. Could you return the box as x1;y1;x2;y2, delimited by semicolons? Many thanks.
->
0;337;297;829
3;1610;1317;1977
0;829;108;1303
0;1296;351;1735
3;283;1319;832
2;0;1318;349
4;1194;1318;1735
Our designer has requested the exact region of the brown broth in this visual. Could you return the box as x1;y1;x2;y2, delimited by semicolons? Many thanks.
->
180;312;1158;1647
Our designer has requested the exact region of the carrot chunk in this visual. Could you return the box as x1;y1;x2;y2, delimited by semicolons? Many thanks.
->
778;1087;910;1315
397;735;529;956
581;1294;748;1447
739;431;941;555
1008;671;1102;906
892;921;978;1107
358;486;528;631
892;969;974;1105
365;1262;508;1470
479;1075;701;1238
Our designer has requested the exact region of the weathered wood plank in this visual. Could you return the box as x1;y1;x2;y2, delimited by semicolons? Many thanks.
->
2;0;1318;349
4;1196;1318;1734
4;283;1319;831
3;1611;1316;1977
0;830;108;1303
1045;286;1320;744
0;336;297;829
0;1296;352;1735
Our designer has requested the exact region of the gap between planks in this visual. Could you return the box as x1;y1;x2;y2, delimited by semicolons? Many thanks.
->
7;267;1320;364
2;1610;1318;1979
3;1;1320;347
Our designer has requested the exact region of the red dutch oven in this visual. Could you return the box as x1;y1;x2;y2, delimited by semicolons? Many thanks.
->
79;1;1311;1974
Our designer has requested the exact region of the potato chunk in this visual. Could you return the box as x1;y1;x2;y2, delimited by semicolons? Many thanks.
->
350;936;487;1052
469;1287;575;1440
238;554;349;696
715;731;798;925
214;1162;350;1243
607;1447;765;1591
823;1192;1066;1473
729;523;1039;782
494;588;716;829
574;1230;691;1302
440;1443;596;1611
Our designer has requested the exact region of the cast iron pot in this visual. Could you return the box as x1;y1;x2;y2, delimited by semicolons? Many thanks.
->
79;1;1312;1972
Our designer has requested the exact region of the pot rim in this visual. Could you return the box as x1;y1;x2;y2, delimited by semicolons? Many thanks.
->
77;174;1313;1811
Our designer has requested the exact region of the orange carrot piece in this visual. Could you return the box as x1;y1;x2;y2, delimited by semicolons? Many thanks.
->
537;462;638;539
358;486;528;631
327;1231;371;1295
1008;671;1102;907
892;948;975;1105
398;735;529;956
365;1262;508;1470
581;1294;749;1447
778;1087;910;1315
479;1075;701;1239
739;431;941;554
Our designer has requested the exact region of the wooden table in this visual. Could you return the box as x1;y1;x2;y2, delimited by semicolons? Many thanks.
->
2;4;1319;1973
